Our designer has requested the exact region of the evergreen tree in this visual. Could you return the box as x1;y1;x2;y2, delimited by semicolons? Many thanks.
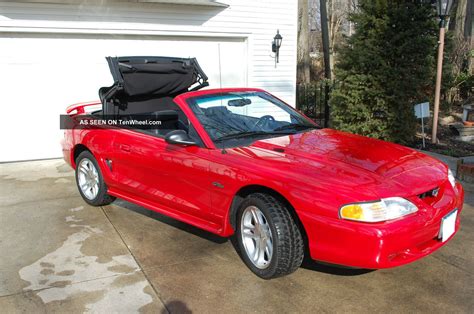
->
330;0;438;144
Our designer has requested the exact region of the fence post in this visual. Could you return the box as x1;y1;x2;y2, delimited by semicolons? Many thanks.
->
323;81;330;128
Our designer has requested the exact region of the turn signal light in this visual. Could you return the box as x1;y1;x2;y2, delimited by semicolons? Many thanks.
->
339;197;418;223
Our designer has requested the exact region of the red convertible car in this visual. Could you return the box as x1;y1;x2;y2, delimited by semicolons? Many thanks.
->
62;56;464;279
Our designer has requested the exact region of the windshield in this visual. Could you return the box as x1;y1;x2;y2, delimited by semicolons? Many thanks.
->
187;92;318;145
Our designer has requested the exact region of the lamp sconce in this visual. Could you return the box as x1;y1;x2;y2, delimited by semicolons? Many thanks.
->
271;30;283;68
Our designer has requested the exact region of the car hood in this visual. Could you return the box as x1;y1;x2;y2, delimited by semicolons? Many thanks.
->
228;129;447;199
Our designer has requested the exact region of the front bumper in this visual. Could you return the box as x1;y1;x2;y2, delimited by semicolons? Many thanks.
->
300;182;464;269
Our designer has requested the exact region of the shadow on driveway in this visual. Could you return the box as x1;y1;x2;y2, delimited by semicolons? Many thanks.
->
113;199;228;244
113;198;374;277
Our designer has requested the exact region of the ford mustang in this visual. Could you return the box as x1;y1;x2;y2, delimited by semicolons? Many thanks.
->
61;56;464;279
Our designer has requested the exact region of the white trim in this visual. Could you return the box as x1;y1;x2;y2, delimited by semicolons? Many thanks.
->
5;0;229;7
0;25;250;38
246;33;254;87
136;0;229;7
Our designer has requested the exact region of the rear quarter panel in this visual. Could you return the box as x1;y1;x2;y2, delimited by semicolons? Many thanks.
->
64;128;117;187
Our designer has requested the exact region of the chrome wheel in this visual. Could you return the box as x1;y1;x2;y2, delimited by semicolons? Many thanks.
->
77;158;99;200
240;206;274;269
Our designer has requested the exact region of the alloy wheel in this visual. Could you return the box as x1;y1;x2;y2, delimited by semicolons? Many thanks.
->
77;158;99;200
240;205;274;269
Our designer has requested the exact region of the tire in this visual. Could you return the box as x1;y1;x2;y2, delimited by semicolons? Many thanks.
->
75;151;115;206
235;193;304;279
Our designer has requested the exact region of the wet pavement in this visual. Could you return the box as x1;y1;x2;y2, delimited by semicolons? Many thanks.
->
0;157;473;313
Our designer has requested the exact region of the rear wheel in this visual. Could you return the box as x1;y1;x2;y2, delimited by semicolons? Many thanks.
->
75;151;115;206
235;193;304;279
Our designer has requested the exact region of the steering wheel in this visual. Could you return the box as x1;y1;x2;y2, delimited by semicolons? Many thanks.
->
253;115;275;130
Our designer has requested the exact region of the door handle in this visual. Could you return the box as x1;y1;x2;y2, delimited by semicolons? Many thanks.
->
120;144;131;152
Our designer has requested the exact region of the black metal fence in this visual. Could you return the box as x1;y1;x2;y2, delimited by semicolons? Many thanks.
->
296;82;330;127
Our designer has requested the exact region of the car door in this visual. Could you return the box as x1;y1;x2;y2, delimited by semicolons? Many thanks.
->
110;128;220;227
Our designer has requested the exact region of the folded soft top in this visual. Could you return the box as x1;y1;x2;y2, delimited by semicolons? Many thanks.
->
99;56;209;107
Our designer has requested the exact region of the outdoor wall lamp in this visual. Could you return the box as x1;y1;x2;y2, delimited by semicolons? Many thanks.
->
272;30;283;68
431;0;453;144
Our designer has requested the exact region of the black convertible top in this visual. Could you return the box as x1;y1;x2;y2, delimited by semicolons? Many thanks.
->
99;56;209;115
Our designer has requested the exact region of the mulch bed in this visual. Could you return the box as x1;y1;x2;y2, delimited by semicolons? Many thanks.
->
410;122;474;158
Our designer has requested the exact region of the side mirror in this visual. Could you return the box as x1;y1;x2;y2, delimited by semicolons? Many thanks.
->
165;130;197;146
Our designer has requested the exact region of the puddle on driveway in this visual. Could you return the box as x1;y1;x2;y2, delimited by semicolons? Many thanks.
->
18;208;155;312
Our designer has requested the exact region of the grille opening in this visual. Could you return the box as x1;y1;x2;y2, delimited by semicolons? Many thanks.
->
419;187;440;199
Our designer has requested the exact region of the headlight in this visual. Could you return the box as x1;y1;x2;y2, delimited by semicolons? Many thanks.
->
340;197;418;222
448;169;456;189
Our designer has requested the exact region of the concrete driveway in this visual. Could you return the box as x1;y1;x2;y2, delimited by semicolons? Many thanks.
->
0;158;473;313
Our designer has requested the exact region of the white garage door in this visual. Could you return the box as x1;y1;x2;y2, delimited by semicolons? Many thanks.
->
0;33;247;162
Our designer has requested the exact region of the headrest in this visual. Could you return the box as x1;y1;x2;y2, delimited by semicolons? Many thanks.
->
205;106;230;116
152;110;179;121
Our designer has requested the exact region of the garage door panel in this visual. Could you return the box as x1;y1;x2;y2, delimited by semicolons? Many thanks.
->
0;34;247;162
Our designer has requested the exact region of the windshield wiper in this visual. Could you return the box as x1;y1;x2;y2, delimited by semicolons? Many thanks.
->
215;131;293;142
273;124;319;132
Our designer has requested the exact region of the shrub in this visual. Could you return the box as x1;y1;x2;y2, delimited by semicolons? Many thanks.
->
330;0;439;144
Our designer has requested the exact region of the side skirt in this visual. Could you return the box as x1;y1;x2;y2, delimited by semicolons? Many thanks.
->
107;187;224;236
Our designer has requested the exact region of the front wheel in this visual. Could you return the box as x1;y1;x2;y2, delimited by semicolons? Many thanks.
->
235;193;304;279
75;151;115;206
